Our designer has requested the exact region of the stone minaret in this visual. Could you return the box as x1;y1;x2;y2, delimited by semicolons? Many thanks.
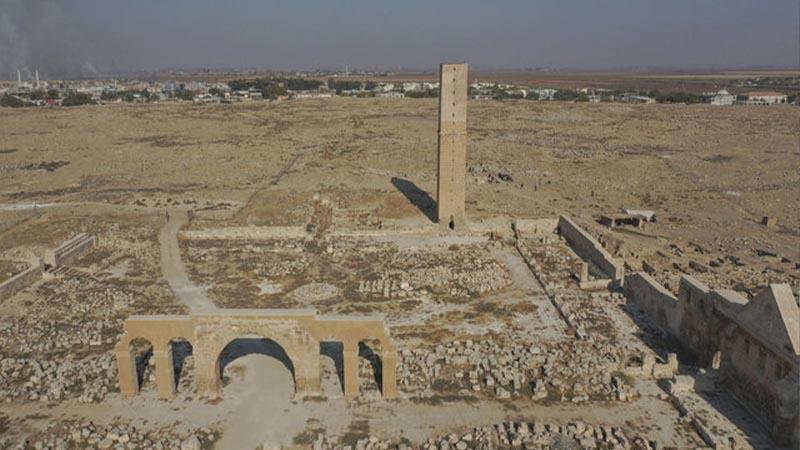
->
436;63;468;230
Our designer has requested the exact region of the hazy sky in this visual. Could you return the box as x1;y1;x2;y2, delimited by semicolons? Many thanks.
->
1;0;799;77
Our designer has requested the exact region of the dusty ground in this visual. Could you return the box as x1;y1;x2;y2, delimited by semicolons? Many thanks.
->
2;99;797;255
0;99;797;449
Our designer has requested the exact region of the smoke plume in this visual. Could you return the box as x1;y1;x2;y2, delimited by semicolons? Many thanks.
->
0;0;97;79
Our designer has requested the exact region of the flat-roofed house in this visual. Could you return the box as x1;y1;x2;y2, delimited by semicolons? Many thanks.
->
737;91;788;105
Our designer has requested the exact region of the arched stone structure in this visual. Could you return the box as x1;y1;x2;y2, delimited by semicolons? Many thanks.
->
115;309;397;400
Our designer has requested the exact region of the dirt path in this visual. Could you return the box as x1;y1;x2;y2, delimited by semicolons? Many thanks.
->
238;144;320;216
159;209;217;312
492;247;569;339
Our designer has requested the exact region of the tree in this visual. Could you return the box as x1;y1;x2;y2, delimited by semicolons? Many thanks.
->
230;76;323;96
655;91;700;104
61;92;93;107
553;90;579;101
405;89;438;98
263;84;287;100
101;91;119;101
29;90;48;101
328;79;362;92
0;94;25;108
178;90;196;101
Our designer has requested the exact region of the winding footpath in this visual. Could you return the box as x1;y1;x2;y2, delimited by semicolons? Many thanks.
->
159;209;218;312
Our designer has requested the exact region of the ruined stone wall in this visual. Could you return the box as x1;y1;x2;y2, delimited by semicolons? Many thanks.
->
0;264;43;302
46;233;96;267
649;274;800;446
623;272;682;336
513;218;558;236
675;276;730;364
722;328;799;447
557;215;624;282
180;226;311;241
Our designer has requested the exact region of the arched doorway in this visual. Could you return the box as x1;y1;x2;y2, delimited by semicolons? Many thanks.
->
320;340;345;397
169;338;194;395
358;339;384;398
216;337;296;398
129;337;155;393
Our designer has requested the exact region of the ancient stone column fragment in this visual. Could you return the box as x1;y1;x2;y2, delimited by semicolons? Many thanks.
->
343;342;360;399
154;348;176;399
116;347;139;398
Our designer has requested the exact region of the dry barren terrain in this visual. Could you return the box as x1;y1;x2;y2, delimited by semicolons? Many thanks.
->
0;99;797;450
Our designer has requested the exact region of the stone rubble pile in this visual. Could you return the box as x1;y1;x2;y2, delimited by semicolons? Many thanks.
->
637;238;797;297
553;291;621;340
3;419;218;450
0;271;181;404
397;338;637;403
0;353;117;403
307;420;664;450
0;278;131;356
517;238;618;339
186;241;310;280
468;163;515;185
356;246;510;299
0;260;29;282
357;355;383;399
358;278;420;299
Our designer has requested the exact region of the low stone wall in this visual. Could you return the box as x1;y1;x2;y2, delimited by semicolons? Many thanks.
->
0;264;43;302
513;218;558;236
181;226;311;241
46;233;96;267
666;379;723;449
557;215;624;283
678;275;711;303
624;353;679;380
623;272;682;336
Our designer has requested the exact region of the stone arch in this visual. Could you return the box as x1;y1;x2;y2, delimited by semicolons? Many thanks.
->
192;319;322;399
124;336;155;396
168;337;194;395
195;332;308;399
117;312;394;400
358;338;385;395
339;334;396;399
318;337;345;396
216;336;297;388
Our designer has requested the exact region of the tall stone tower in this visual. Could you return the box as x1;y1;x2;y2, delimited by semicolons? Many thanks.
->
436;63;468;230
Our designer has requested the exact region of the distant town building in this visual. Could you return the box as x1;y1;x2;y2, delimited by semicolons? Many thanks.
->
376;83;395;92
375;91;404;98
737;91;788;105
293;92;334;99
619;94;655;104
531;88;557;100
402;82;421;92
709;89;735;106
